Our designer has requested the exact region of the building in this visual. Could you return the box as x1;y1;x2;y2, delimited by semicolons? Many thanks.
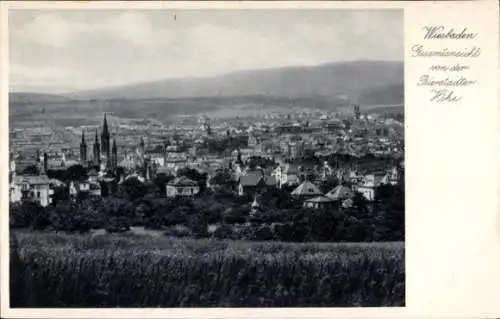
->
69;180;90;198
356;172;386;201
101;113;111;159
303;195;334;209
87;168;98;184
272;163;300;188
166;176;200;197
93;129;100;163
237;172;274;196
326;185;355;202
89;183;101;197
80;130;87;162
10;175;54;207
291;181;323;198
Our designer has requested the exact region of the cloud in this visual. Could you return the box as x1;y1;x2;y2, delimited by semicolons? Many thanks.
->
9;10;403;91
13;13;82;47
95;12;168;51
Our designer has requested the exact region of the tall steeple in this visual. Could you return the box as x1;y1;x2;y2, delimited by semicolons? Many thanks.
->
102;113;109;136
80;130;87;162
111;137;118;169
140;136;145;153
93;129;101;164
101;113;110;159
35;149;41;175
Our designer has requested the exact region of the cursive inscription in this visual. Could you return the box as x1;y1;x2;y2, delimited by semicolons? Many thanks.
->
423;26;478;40
412;25;481;103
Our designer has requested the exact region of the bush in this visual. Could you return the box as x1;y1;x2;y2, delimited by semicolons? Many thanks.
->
212;224;234;239
48;201;92;233
9;202;42;228
252;225;275;241
222;207;247;224
164;206;190;226
306;208;341;242
164;225;193;238
187;214;208;238
100;198;133;233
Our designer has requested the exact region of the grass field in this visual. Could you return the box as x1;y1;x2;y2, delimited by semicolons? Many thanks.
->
10;230;405;307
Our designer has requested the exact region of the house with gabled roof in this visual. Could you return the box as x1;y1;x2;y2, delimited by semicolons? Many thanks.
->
326;185;355;202
10;174;54;207
303;195;333;210
237;172;274;197
291;181;323;198
166;176;200;197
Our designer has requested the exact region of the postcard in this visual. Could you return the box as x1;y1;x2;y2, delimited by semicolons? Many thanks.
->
1;1;499;319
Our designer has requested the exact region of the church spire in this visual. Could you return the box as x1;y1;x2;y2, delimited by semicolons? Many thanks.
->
111;137;118;170
93;129;100;163
80;129;87;162
102;113;109;136
101;113;110;158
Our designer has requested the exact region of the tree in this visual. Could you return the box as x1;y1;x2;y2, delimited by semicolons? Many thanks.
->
100;197;133;233
177;167;208;192
319;177;339;194
222;206;247;224
209;169;236;194
9;202;44;228
187;214;208;238
21;165;39;175
64;164;88;182
305;207;340;242
76;198;106;229
48;200;91;233
346;192;374;241
260;188;297;210
154;173;174;196
119;177;147;201
47;169;65;181
164;205;191;226
213;224;234;239
373;184;404;241
251;225;274;241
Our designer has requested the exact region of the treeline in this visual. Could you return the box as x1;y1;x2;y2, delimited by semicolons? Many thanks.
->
10;181;404;243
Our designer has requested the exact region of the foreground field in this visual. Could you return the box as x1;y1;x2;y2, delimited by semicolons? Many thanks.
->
10;230;404;307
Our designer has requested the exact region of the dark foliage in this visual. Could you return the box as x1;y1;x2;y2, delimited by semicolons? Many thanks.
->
9;178;404;243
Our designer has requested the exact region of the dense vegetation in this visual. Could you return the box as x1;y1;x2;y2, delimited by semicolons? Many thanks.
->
10;230;404;307
10;179;404;243
9;156;405;307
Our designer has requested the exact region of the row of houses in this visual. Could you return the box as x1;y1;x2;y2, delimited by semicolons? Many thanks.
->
9;150;402;208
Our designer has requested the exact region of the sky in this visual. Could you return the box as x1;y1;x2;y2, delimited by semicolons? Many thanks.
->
9;9;403;93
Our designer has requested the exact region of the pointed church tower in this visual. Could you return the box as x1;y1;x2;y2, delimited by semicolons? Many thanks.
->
80;130;87;162
111;137;118;169
101;113;110;159
93;129;101;164
35;149;42;175
140;136;145;154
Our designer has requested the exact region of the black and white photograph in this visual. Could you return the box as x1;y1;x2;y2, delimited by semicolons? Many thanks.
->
8;8;405;308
